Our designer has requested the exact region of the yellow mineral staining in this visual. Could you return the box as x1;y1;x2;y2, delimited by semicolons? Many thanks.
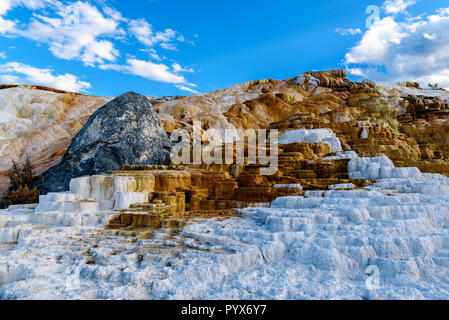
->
105;138;371;229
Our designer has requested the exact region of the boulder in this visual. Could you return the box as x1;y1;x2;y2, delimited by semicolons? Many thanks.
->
37;92;172;194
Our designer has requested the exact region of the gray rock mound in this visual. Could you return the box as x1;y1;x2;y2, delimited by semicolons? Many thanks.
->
37;92;172;194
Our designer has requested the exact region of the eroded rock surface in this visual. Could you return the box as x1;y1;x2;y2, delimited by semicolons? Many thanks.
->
3;70;449;196
0;86;109;197
37;92;171;194
2;71;449;299
2;131;449;299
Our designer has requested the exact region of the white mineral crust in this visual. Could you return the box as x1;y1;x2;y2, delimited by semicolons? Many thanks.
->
1;130;449;299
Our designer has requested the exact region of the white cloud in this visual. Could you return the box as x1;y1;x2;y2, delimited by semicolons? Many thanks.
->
15;1;121;66
0;0;13;15
128;18;195;50
160;42;178;51
1;0;57;15
345;17;409;65
0;0;59;34
0;74;20;83
0;52;6;59
383;0;417;15
344;6;449;89
176;34;195;46
0;1;199;91
128;19;152;45
101;59;185;84
17;0;57;10
0;62;91;92
129;18;179;50
175;84;199;94
335;28;362;36
0;17;15;34
102;5;127;23
172;63;193;73
148;49;162;61
100;58;198;93
0;0;15;34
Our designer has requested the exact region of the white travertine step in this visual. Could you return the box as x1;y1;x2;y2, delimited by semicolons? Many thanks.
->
3;129;449;299
99;200;115;211
329;183;356;190
30;211;114;226
42;192;81;202
0;228;20;244
35;201;100;213
6;204;37;211
114;192;149;210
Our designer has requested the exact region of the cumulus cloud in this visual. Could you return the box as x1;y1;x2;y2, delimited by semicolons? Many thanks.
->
16;1;121;66
0;0;60;34
0;62;91;92
335;28;362;36
0;1;199;91
344;4;449;89
0;0;12;14
0;17;15;34
0;0;15;34
100;59;198;93
100;59;184;84
129;18;184;50
383;0;417;15
172;63;194;73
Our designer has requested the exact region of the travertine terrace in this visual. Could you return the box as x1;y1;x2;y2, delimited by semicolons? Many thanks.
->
2;70;449;299
2;70;449;196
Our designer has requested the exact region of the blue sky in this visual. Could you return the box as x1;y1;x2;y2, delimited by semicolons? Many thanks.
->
0;0;448;96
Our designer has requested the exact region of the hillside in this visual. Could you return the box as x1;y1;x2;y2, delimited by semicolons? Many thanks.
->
2;69;449;197
2;71;449;299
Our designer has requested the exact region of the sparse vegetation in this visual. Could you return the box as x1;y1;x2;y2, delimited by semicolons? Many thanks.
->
428;83;441;90
4;155;40;205
8;156;33;190
4;185;40;205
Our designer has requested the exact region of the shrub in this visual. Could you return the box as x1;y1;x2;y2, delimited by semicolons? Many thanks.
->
8;156;33;190
5;155;40;205
4;185;40;205
428;83;441;90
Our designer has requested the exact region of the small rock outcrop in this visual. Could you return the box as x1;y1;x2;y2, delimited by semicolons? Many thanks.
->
0;198;7;209
37;92;172;194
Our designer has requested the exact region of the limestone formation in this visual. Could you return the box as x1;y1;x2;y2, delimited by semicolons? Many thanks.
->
3;69;449;198
3;68;449;203
36;92;172;194
0;86;109;197
4;71;449;300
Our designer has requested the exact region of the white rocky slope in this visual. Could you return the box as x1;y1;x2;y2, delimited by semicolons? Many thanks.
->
1;130;449;299
0;86;109;196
